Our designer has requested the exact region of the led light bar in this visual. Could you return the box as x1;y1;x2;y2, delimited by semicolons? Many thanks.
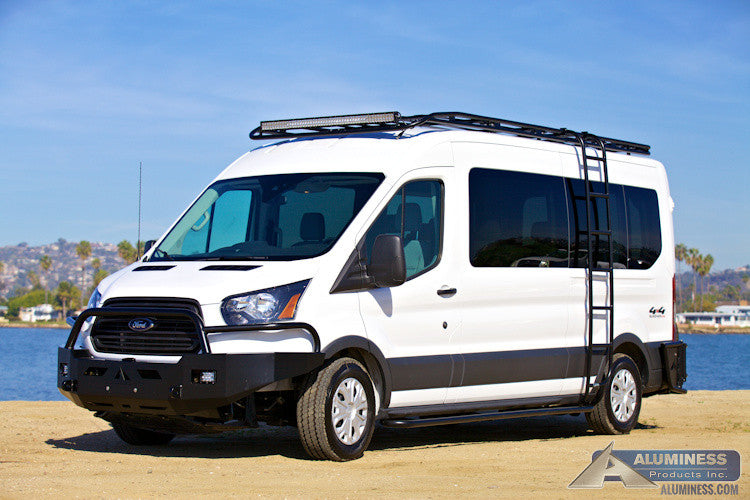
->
250;111;650;155
260;112;400;132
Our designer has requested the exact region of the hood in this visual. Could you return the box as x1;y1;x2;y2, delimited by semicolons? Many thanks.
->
97;259;321;306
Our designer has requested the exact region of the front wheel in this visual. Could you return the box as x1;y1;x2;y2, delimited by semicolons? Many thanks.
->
586;353;642;434
296;357;376;461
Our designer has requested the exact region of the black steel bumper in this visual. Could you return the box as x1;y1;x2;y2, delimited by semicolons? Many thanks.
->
660;340;687;393
58;306;324;415
58;348;323;415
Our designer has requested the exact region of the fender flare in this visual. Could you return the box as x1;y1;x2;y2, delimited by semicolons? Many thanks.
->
613;333;656;371
321;335;393;408
612;332;665;390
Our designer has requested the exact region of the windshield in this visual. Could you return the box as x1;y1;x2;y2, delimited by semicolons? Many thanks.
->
151;172;384;261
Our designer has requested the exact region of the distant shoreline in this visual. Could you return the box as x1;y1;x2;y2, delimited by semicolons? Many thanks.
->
0;322;69;330
677;324;750;335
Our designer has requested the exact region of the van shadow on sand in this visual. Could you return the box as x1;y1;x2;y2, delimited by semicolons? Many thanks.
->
45;414;655;460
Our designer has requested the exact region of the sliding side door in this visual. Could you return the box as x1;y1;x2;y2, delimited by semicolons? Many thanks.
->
448;143;572;404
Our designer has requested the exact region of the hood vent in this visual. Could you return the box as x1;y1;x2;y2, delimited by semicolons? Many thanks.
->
200;265;260;271
133;265;176;271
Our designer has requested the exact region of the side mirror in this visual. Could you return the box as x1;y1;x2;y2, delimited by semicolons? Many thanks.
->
368;234;406;288
144;240;156;253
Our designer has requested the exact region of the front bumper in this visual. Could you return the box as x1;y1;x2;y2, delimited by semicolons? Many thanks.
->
58;348;323;415
58;306;324;415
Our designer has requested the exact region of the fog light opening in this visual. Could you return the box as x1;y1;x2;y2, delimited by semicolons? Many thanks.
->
192;370;217;384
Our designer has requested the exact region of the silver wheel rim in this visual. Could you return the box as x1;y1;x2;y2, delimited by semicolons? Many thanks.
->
610;368;637;423
331;377;368;445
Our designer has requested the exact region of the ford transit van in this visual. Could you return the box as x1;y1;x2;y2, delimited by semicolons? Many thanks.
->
59;112;687;461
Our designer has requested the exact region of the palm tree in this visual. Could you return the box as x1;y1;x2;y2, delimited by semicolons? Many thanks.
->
90;258;101;294
39;255;52;305
93;268;110;288
117;240;138;264
687;248;700;310
699;254;713;310
76;241;92;308
28;271;41;289
675;243;687;312
56;281;80;320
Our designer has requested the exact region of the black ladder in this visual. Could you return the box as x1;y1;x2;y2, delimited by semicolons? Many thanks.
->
577;133;615;404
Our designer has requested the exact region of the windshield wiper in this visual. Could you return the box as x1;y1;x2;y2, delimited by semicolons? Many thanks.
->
152;248;174;261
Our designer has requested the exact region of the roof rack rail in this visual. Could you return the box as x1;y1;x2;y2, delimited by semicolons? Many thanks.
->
250;111;650;155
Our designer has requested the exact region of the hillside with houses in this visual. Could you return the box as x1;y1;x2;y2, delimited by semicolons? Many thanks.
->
0;239;143;322
0;239;127;297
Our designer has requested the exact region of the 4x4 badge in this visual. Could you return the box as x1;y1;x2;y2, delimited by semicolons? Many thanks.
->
649;307;665;317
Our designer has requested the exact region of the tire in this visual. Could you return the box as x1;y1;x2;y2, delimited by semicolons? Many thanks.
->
296;357;376;461
111;422;175;446
586;353;642;434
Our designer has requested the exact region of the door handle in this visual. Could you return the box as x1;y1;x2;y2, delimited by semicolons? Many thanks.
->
437;287;457;297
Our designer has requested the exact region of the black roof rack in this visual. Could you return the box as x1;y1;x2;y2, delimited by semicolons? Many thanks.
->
250;111;650;155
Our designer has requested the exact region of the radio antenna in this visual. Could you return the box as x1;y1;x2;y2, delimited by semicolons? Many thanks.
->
137;161;142;259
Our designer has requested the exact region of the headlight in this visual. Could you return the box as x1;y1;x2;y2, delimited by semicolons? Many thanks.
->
221;280;310;325
87;288;102;310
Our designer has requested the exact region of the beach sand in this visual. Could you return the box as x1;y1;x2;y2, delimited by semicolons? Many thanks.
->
0;390;747;498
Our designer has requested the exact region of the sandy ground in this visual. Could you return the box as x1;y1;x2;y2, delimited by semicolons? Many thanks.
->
0;391;747;499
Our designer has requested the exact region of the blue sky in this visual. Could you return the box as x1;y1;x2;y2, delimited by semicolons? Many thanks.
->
1;1;748;270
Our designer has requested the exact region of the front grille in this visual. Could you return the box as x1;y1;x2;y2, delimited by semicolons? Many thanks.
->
90;298;203;355
102;297;203;318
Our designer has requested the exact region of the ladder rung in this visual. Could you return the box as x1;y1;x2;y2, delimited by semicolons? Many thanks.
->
588;192;610;199
591;305;613;310
591;267;614;272
585;155;605;161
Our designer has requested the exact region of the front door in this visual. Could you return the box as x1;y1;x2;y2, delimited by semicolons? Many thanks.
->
356;168;461;408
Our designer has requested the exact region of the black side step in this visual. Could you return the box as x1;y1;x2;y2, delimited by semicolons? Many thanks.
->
380;405;594;429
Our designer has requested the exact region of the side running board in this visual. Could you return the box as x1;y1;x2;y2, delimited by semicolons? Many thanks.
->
380;405;594;429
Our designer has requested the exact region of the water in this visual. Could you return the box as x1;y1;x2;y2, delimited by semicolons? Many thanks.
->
680;334;750;390
0;327;69;400
0;328;747;400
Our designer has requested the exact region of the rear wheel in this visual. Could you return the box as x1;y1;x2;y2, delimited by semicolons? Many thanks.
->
111;422;175;446
586;353;642;434
296;357;376;461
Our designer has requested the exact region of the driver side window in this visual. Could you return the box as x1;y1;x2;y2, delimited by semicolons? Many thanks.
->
362;180;443;279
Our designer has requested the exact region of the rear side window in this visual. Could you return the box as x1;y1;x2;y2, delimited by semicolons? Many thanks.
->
624;186;661;269
566;180;628;269
469;169;568;267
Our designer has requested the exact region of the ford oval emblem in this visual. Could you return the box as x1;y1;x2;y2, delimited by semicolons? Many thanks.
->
128;318;155;332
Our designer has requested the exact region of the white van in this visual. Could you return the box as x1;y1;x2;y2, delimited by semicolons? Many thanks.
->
59;112;687;461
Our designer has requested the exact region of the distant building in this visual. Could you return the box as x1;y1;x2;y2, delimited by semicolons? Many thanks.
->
716;305;750;315
0;305;8;317
676;308;750;328
19;304;59;322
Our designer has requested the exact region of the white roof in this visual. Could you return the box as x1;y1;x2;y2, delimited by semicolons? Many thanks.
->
216;128;662;182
